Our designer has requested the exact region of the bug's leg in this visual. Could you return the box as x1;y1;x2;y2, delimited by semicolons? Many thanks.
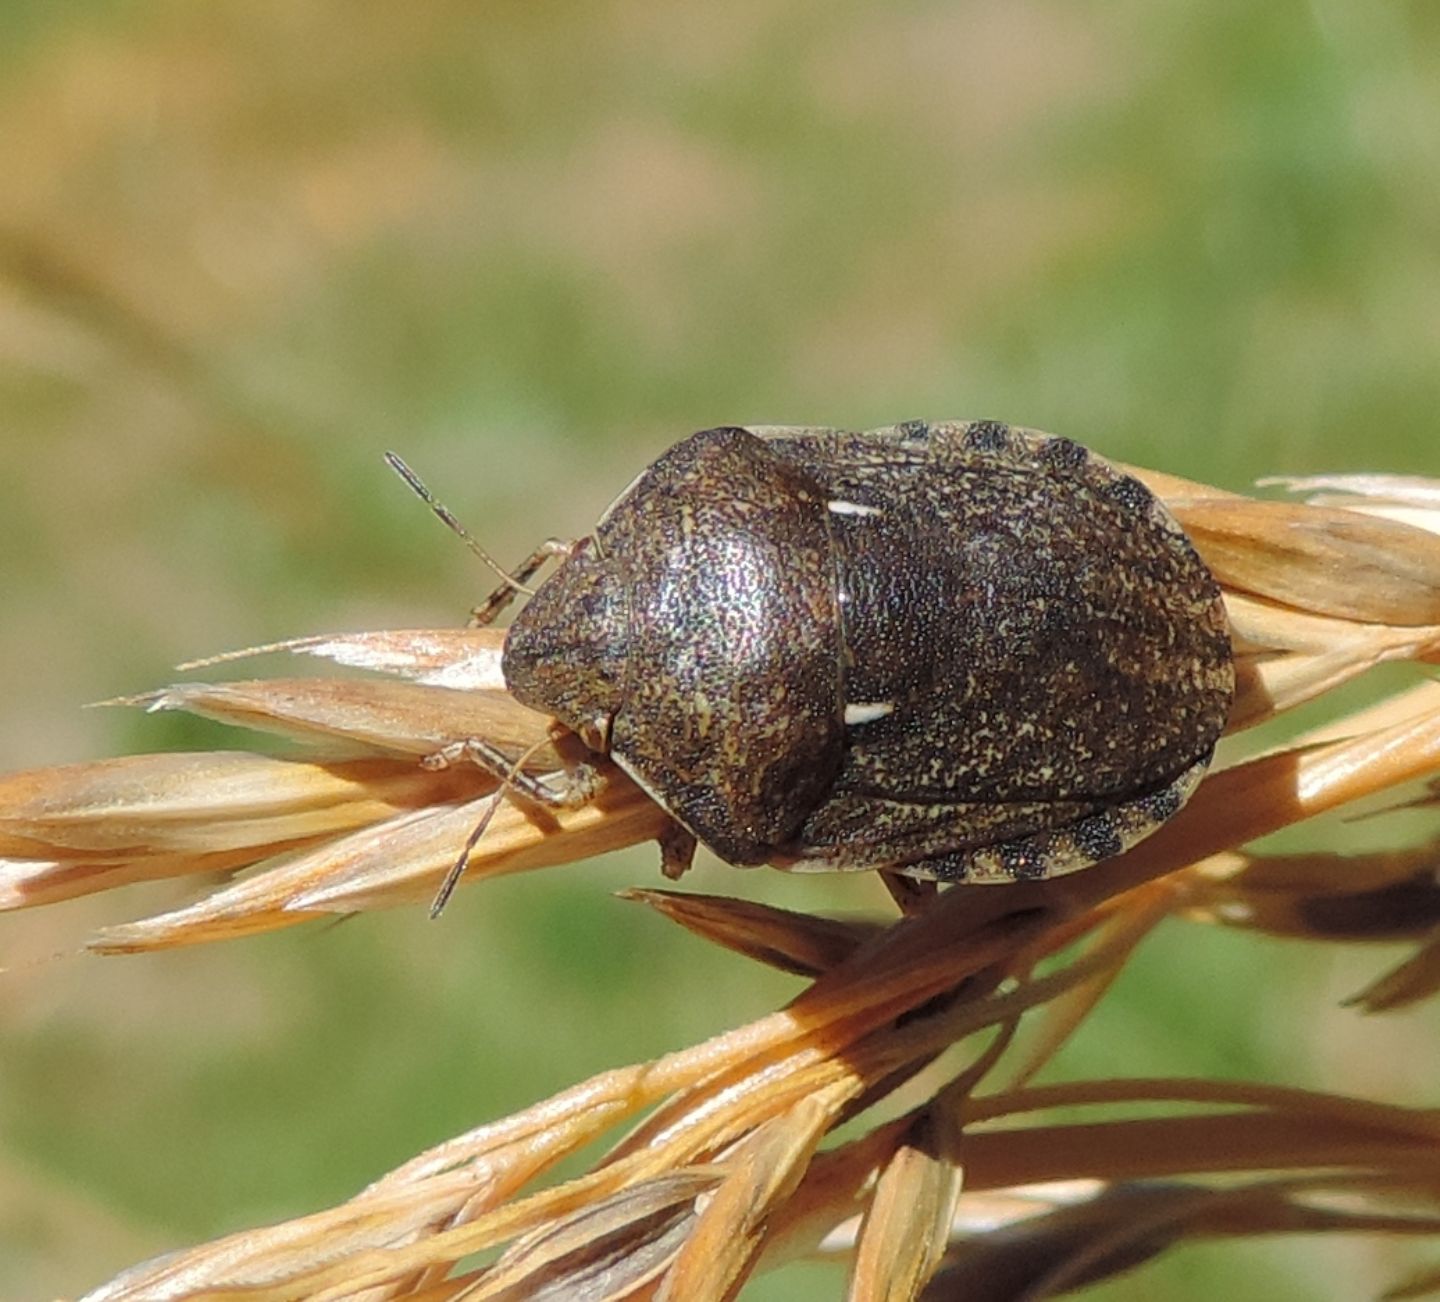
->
879;869;938;916
424;736;601;808
658;821;698;880
430;787;506;919
425;735;601;918
469;537;576;627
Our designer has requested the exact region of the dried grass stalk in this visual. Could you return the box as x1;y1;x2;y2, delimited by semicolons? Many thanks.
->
5;466;1440;1299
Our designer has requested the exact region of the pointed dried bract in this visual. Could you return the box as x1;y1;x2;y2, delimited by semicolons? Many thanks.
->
1177;838;1440;1013
179;627;510;690
617;888;878;978
1173;497;1440;626
1346;936;1440;1015
130;677;563;762
1180;841;1440;940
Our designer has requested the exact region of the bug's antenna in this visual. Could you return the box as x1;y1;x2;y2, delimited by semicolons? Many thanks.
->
384;451;536;597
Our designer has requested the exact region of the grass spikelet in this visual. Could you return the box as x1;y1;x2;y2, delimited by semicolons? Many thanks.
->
846;1103;965;1301
7;465;1440;1298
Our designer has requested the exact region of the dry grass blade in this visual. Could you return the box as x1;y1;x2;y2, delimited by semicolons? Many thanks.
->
956;1110;1439;1191
1258;473;1440;538
994;880;1178;1090
71;902;1128;1298
916;1182;1182;1301
1176;841;1440;1012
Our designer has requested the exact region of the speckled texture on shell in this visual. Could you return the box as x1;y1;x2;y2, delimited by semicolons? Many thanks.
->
502;421;1235;883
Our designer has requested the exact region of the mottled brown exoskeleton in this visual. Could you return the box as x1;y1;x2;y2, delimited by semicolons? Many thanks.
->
435;421;1234;891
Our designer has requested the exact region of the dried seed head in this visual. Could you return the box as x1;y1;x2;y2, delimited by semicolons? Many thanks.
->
7;455;1440;1300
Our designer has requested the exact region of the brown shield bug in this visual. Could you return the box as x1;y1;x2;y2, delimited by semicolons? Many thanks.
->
395;420;1234;908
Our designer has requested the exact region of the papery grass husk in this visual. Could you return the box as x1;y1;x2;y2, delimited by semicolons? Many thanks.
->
7;467;1440;1299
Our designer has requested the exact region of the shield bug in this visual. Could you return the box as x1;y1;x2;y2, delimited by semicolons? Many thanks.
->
401;420;1233;903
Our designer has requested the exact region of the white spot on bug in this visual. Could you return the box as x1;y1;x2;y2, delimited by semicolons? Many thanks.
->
844;701;895;726
827;499;881;517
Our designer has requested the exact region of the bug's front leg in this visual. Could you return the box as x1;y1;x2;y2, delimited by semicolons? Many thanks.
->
423;736;601;809
424;735;601;918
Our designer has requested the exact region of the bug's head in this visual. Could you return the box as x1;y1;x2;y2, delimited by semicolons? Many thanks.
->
502;539;628;753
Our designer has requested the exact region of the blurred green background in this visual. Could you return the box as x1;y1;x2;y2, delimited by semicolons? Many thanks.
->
1;2;1438;1297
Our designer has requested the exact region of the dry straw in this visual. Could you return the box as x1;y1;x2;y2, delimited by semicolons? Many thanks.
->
5;466;1440;1299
